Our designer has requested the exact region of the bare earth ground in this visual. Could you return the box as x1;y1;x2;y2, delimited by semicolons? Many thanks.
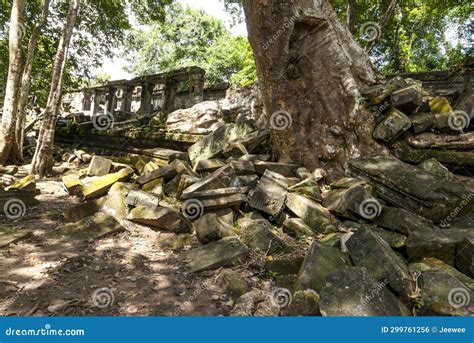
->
0;179;275;316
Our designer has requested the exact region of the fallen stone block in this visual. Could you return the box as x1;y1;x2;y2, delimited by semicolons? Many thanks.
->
347;156;473;223
231;175;259;188
127;206;191;233
373;206;435;235
220;269;249;298
194;213;236;244
195;159;226;173
200;193;246;211
58;213;125;240
181;165;235;197
87;156;112;176
254;161;296;177
62;174;83;195
282;217;316;238
456;238;473;278
239;218;288;254
372;108;412;144
288;178;322;203
135;165;177;186
295;167;312;180
294;242;351;293
181;187;249;201
286;193;336;234
282;289;321;316
181;236;249;272
319;267;411;316
429;96;453;114
324;185;377;220
406;228;473;266
390;84;424;111
248;169;288;217
5;175;36;192
347;225;415;299
230;160;255;176
80;167;134;200
126;190;160;208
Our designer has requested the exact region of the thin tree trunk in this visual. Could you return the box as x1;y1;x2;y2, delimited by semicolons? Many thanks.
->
31;0;80;177
0;0;26;165
366;0;399;52
243;0;386;177
346;0;356;34
11;0;51;163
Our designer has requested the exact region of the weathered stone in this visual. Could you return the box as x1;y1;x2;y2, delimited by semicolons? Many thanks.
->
169;159;198;177
324;185;377;220
282;289;320;316
0;228;32;248
231;290;279;316
220;269;249;297
231;175;259;188
194;213;236;244
346;226;415;298
418;158;454;180
406;228;473;266
181;236;249;272
456;238;473;278
282;218;315;238
347;156;473;223
266;257;304;276
141;178;164;197
411;112;460;133
127;206;191;233
181;165;235;197
319;267;411;316
195;159;225;173
74;149;92;163
416;270;473;315
59;213;124;240
87;156;112;176
373;108;412;144
345;221;407;249
80;167;134;200
188;120;256;166
200;193;246;211
181;187;249;200
295;167;312;180
286;193;336;234
429;96;453;114
362;76;413;105
330;177;372;191
135;165;177;186
408;257;473;290
319;233;342;248
288;178;322;202
373;206;434;235
248;170;288;217
5;175;36;192
390;84;424;112
62;174;83;195
294;242;351;293
126;190;160;208
254;161;296;177
239;218;288;254
230;160;255;176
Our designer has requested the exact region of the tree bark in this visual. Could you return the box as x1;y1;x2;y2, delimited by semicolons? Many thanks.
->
31;0;80;177
346;0;356;34
11;0;51;163
366;0;399;52
243;0;386;177
0;0;26;165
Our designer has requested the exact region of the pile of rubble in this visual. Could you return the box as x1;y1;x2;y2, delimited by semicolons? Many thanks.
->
1;76;472;316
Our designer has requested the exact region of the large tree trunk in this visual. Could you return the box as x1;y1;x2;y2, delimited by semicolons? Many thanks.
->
0;0;26;165
243;0;386;177
11;0;51;163
31;0;80;177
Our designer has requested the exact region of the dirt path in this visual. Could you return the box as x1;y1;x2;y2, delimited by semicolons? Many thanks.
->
0;180;271;316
